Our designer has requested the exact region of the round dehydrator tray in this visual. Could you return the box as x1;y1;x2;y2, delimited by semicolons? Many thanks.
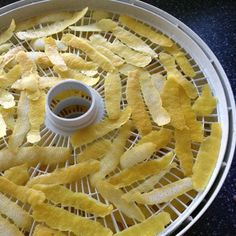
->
0;0;235;235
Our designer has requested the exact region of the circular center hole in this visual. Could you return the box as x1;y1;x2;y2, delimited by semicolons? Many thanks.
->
50;89;92;119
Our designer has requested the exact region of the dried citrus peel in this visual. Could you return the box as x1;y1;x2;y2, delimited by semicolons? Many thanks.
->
90;121;132;186
159;52;197;99
33;184;113;217
97;19;157;57
114;212;171;236
139;69;170;126
0;89;15;108
8;92;30;151
192;123;221;191
77;139;112;162
44;37;67;71
126;177;193;204
161;75;187;130
120;142;156;169
127;69;152;135
0;214;24;236
71;106;131;148
0;192;33;231
4;163;29;185
0;146;70;171
27;91;46;143
119;15;173;47
0;19;16;45
175;129;193;176
89;34;151;67
33;224;66;236
16;8;88;40
108;152;174;188
104;73;121;120
32;203;113;236
96;181;145;222
0;177;45;206
122;163;177;202
192;84;217;116
61;34;115;72
27;160;100;187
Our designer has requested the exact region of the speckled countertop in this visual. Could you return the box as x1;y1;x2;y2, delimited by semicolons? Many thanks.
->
0;0;235;235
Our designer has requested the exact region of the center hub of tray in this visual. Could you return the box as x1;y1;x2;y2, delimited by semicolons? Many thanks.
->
45;79;104;136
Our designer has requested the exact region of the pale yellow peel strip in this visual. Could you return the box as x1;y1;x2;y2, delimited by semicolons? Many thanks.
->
53;66;100;86
39;76;64;89
175;129;193;176
108;152;174;188
13;51;41;101
164;44;196;78
0;19;15;45
15;50;37;75
61;34;115;72
97;19;157;57
128;177;193;204
89;34;152;67
8;91;30;151
127;69;152;135
192;84;217;116
159;52;197;99
150;72;166;92
33;224;66;236
62;53;98;70
16;11;74;31
0;192;32;231
44;37;67;71
119;15;173;47
71;106;131;148
0;65;21;89
33;184;113;217
0;46;24;68
90;121;132;186
27;91;46;143
27;160;100;187
0;43;12;54
0;107;15;130
0;177;45;206
192;123;221;191
77;139;111;162
120;142;156;169
0;214;24;236
32;203;113;236
96;181;145;222
122;163;177;202
114;212;171;236
0;146;70;171
16;8;88;40
180;87;203;142
0;89;15;108
161;75;187;130
139;69;170;126
105;73;121;120
89;40;124;67
4;164;29;185
138;128;173;146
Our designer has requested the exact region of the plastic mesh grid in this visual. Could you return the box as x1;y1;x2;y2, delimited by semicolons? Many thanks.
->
0;8;219;236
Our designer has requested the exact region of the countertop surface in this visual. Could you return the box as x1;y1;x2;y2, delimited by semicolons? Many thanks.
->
0;0;235;235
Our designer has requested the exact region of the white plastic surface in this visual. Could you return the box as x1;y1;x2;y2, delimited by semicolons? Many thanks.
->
45;79;104;136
